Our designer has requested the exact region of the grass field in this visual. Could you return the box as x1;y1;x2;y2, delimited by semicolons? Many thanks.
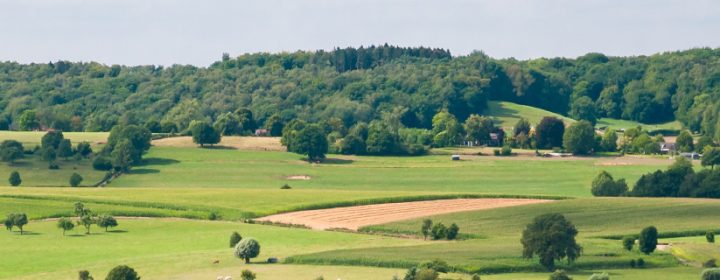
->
486;101;575;129
597;118;682;133
1;218;424;280
0;129;714;280
0;131;109;147
111;147;668;198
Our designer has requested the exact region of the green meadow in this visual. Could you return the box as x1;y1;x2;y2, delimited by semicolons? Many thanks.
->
0;130;716;280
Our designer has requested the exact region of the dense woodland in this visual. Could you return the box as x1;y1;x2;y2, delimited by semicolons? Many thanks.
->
1;45;720;141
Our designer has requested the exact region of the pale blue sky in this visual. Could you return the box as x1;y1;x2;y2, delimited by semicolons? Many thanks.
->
1;0;718;66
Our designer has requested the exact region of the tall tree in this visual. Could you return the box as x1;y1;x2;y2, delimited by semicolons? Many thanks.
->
191;121;222;147
535;117;566;149
563;120;596;155
521;213;582;270
291;124;328;161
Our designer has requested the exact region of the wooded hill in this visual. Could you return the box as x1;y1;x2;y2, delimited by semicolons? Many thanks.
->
1;45;719;139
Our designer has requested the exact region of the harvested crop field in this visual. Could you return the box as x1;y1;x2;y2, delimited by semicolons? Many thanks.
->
152;136;285;151
255;198;552;230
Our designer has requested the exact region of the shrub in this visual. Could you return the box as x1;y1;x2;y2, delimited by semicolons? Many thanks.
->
629;259;636;268
587;272;609;280
49;162;60;169
70;173;83;187
549;269;572;280
241;269;256;280
431;223;447;240
234;238;261;263
93;157;112;171
78;270;93;280
471;274;481;280
415;268;438;280
705;259;718;268
230;231;243;247
8;171;21;186
501;145;512;156
622;236;634;251
493;149;501;156
105;265;140;280
446;223;460;240
702;268;720;280
418;259;449;273
708;231;716;243
636;258;645;268
280;184;292;189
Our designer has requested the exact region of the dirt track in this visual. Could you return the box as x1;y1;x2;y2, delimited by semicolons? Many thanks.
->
255;198;552;230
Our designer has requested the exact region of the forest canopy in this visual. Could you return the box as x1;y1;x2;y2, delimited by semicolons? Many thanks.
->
1;45;720;141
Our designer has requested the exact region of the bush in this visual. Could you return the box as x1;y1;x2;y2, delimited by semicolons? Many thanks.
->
92;157;112;171
415;268;438;280
705;259;718;268
501;145;512;156
446;223;459;240
280;184;292;189
708;231;716;243
241;269;256;280
629;259;636;268
636;258;645;268
587;272;609;280
70;173;83;187
78;270;93;280
49;162;60;169
8;171;21;187
471;274;481;280
430;223;447;240
230;231;243;247
105;265;140;280
622;236;634;251
549;269;572;280
418;259;449;273
493;149;501;156
702;268;720;280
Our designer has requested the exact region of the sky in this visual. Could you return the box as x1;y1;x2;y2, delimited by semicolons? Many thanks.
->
0;0;719;66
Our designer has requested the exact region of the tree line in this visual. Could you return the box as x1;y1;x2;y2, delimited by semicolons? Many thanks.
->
2;47;720;142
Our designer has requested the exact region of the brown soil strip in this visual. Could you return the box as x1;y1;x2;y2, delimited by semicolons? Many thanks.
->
255;198;552;231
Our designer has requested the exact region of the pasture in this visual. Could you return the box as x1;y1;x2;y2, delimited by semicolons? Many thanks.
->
0;129;715;280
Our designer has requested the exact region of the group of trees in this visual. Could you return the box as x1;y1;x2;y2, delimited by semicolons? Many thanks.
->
62;202;118;235
3;212;28;234
592;153;720;198
4;47;720;143
79;265;140;280
93;125;151;172
420;219;460;240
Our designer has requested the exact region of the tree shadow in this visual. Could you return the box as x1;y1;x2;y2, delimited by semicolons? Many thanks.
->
127;168;160;175
140;157;180;166
321;158;354;165
106;229;128;233
12;231;41;235
202;145;237;150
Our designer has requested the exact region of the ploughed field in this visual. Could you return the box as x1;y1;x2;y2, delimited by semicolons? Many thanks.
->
256;198;551;230
1;131;716;279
